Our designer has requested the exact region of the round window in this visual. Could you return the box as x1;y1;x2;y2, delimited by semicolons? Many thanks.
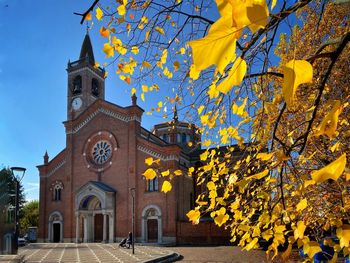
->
91;140;112;165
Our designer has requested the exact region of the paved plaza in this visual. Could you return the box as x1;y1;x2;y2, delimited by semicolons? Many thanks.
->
18;243;175;263
0;243;306;263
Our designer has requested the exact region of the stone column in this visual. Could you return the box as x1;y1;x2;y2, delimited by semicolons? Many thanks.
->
92;214;95;242
48;221;52;242
109;214;114;243
83;216;88;243
103;213;107;243
75;214;80;243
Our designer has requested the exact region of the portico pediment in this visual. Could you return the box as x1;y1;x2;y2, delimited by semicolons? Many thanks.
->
75;181;116;211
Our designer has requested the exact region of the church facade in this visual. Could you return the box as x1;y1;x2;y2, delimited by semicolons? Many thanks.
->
37;34;231;244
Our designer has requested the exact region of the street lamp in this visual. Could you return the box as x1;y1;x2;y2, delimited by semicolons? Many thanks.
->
130;188;135;254
10;167;26;255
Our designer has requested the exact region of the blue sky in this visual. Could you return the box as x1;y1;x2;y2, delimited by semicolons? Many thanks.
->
0;0;164;201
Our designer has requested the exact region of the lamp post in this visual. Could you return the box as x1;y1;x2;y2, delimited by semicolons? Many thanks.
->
130;188;135;254
10;167;26;255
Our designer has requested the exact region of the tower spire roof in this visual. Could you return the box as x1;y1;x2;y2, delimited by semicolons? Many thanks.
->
173;105;178;123
79;33;95;65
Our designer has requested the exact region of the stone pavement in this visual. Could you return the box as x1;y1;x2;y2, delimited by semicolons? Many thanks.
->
18;243;175;263
167;246;270;263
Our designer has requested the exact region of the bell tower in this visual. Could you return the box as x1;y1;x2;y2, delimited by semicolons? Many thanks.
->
66;33;105;119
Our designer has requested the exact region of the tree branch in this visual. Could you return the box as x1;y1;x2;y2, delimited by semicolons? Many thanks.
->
74;0;100;24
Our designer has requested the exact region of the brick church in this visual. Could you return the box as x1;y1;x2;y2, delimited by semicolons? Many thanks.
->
37;33;229;244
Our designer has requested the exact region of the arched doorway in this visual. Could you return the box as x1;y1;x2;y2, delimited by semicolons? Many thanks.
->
48;211;63;243
75;181;115;243
141;205;162;243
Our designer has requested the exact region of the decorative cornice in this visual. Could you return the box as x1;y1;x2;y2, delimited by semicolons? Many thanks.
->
68;67;105;81
42;160;66;178
66;108;141;134
137;145;179;162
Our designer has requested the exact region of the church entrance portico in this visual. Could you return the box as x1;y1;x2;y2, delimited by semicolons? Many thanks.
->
75;181;116;243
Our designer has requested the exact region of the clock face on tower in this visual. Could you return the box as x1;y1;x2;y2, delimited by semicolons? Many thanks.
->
72;97;83;111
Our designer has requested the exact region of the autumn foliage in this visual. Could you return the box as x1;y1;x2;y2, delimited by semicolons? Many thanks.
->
80;0;349;261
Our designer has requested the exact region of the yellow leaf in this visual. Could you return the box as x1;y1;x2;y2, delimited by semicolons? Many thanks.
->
161;170;170;177
99;26;110;38
303;241;322;258
214;207;229;227
207;181;216;191
163;67;173;78
262;229;273;241
296;198;307;212
95;7;103;20
142;85;148;93
103;43;114;58
145;30;150;42
160;49;168;65
155;27;165;35
314;100;342;138
282;60;313;108
85;13;92;21
294;221;306;240
271;0;277;10
142;61;152;68
188;15;237;75
217;57;247;94
257;152;274;161
200;151;208;161
244;238;258;251
161;181;172;193
142;168;157;180
232;97;248;117
141;93;145;101
131;88;136;95
249;169;269;180
173;61;180;71
336;224;350;248
112;37;127;55
331;141;341;152
208;84;220;99
117;5;126;16
131;46;139;54
189;64;200;80
174;170;182;176
198;105;205;115
228;0;269;34
145;157;154;166
311;153;347;183
186;209;200;224
178;47;186;54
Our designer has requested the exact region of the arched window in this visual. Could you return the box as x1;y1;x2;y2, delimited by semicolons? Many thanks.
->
91;78;99;97
162;134;169;143
73;75;82;95
54;187;61;201
147;177;158;192
177;133;181;143
52;181;63;201
181;133;187;143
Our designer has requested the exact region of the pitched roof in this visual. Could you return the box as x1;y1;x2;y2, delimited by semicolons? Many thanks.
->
89;181;116;193
79;33;95;65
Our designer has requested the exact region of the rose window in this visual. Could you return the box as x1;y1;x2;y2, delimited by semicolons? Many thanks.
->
92;140;112;164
